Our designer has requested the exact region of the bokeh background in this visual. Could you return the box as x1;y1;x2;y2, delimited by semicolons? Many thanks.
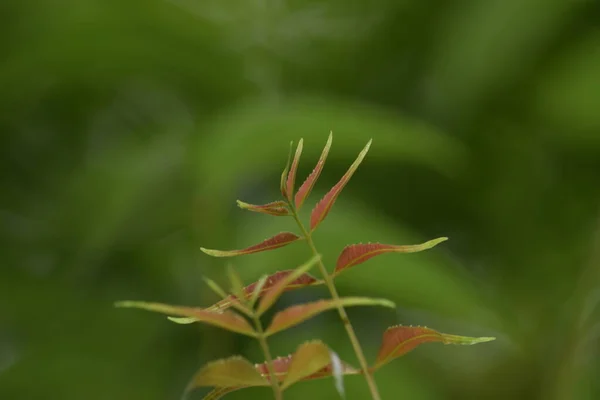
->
2;0;600;399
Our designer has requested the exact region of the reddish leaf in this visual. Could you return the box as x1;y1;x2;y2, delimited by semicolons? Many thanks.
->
281;341;333;389
265;297;395;336
286;138;304;202
236;200;291;216
295;132;332;210
333;237;449;276
257;255;321;315
310;139;372;231
374;325;496;369
205;270;322;313
114;301;257;337
200;232;301;257
280;141;294;197
254;344;358;386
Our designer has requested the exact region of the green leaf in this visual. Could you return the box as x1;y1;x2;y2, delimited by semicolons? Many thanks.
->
310;139;371;231
200;232;301;257
333;237;448;277
281;341;332;390
186;356;269;389
280;141;294;198
374;325;496;369
265;297;395;336
286;138;304;203
114;301;257;337
257;255;322;315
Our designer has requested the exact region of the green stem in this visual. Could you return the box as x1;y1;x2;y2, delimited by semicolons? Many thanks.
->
290;208;382;400
252;314;283;400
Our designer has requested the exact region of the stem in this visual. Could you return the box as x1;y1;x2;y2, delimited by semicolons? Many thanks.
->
252;314;283;400
290;208;382;400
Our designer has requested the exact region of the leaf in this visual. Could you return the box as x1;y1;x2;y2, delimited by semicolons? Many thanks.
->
249;274;269;306
114;301;257;337
281;341;332;389
374;325;496;369
197;344;358;399
310;139;372;231
265;297;395;336
205;270;323;313
286;138;304;202
295;132;333;210
187;356;269;389
236;200;291;216
200;232;301;257
333;237;449;277
201;387;243;400
257;255;321;315
280;141;294;197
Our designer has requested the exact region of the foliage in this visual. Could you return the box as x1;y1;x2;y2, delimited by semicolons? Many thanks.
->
117;136;494;399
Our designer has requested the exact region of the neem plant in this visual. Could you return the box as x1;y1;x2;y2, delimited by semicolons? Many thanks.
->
116;133;495;400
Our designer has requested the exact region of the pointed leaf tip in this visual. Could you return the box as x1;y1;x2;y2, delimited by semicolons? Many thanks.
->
236;200;291;216
374;325;495;369
334;237;448;276
295;133;333;210
286;138;304;202
115;301;256;336
187;356;268;392
200;232;301;257
310;139;372;231
280;141;294;197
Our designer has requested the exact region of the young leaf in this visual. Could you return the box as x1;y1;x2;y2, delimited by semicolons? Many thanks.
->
280;141;294;197
310;139;372;231
257;255;321;315
295;132;333;210
198;346;358;399
187;356;269;389
226;264;245;300
374;325;496;369
201;387;243;400
254;351;359;385
333;237;449;277
205;270;323;313
249;274;269;307
281;341;332;389
200;232;301;257
114;301;257;337
286;138;304;202
265;297;395;336
236;200;291;216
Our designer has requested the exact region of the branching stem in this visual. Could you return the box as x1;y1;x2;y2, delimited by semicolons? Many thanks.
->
290;206;382;400
252;314;283;400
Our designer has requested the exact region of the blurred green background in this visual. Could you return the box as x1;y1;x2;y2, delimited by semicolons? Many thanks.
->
1;0;600;399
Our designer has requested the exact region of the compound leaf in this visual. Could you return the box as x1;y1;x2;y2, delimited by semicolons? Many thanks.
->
265;297;395;336
201;232;301;257
114;301;256;337
374;325;496;369
333;237;448;277
295;132;333;210
310;139;371;231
